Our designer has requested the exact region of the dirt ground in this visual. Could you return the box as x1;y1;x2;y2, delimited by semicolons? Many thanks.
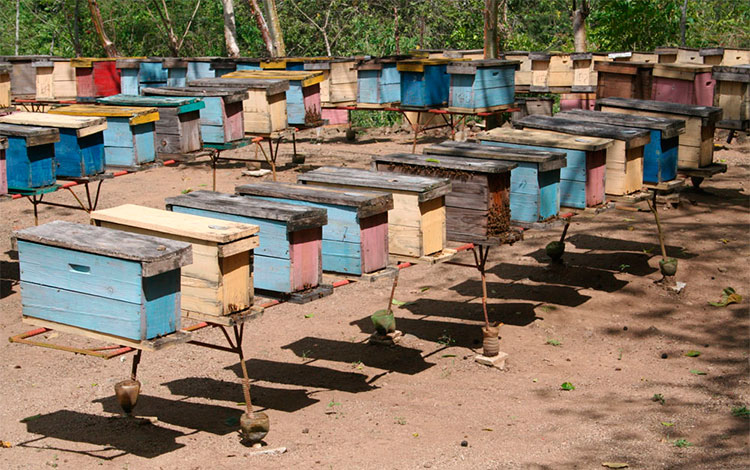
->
0;124;748;469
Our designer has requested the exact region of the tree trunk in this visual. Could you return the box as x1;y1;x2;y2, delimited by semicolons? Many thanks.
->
484;0;498;59
151;0;180;56
679;0;688;47
262;0;285;57
394;7;400;55
245;0;274;56
15;0;20;55
87;0;118;57
73;0;82;56
572;0;589;53
498;0;510;51
221;0;241;57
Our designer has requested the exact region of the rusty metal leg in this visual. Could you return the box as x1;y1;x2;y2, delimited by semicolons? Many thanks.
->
65;187;88;211
234;324;253;415
268;138;277;181
91;180;104;211
472;245;491;328
212;152;218;191
130;349;142;381
292;131;297;159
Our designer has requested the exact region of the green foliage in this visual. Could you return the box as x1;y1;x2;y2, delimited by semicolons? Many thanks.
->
730;406;749;419
350;110;402;129
652;393;665;404
673;438;692;448
560;382;575;391
589;0;681;51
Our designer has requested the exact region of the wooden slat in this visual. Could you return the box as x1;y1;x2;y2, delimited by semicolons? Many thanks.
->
13;220;192;276
595;97;723;123
0;123;59;146
142;86;249;103
556;109;686;139
49;104;160;125
91;204;259;243
224;70;325;88
0;112;106;129
478;127;614;151
373;152;517;173
97;95;205;114
515;114;651;149
424;141;567;170
187;77;289;96
166;190;328;231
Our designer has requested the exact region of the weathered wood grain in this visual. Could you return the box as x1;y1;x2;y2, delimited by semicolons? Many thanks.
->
515;115;651;149
556;109;685;139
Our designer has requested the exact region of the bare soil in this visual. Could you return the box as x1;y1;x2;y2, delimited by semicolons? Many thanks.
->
0;125;748;469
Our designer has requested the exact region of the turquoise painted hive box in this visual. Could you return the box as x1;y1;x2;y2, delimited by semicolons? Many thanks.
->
478;127;613;210
49;104;159;169
557;109;685;184
236;182;393;276
355;56;407;105
186;58;215;81
447;59;519;111
166;191;328;296
0;123;58;190
0;112;106;178
423;141;566;224
163;58;188;87
397;59;453;108
14;220;192;341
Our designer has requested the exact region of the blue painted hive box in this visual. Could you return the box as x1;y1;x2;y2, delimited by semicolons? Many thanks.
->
186;58;215;81
423;141;566;224
447;59;519;111
139;59;168;88
163;58;188;87
116;59;144;95
97;95;206;155
0;123;58;190
14;220;192;341
557;109;685;184
397;59;455;108
0;112;106;178
477;128;612;210
166;191;328;295
236;182;393;276
49;104;159;169
236;57;262;71
355;56;406;104
142;86;247;144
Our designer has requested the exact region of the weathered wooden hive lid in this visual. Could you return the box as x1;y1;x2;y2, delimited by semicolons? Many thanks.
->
13;220;192;277
96;95;205;113
235;182;393;218
442;49;484;58
712;65;750;82
223;69;325;87
374;152;519;173
141;86;249;102
423;142;566;171
166;190;328;231
478;127;614;152
187;77;290;95
653;62;713;74
161;57;188;68
396;58;461;72
596;97;723;123
0;55;54;62
514;114;652;149
70;57;123;67
49;104;160;125
0;123;60;146
91;204;259;243
447;59;520;74
699;47;724;56
0;112;107;131
557;109;686;138
297;166;452;202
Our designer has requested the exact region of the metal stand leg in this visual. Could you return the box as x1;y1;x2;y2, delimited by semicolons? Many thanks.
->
130;349;142;381
471;245;491;327
726;129;736;144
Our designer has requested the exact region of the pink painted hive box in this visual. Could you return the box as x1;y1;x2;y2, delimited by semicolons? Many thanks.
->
71;58;120;102
236;182;393;276
652;63;715;107
166;190;328;295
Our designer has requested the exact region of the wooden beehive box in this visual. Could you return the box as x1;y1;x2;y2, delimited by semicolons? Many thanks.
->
0;136;7;195
477;128;612;210
504;51;531;91
49;104;159;169
443;50;485;60
139;58;168;89
186;57;215;81
571;52;609;93
328;58;358;103
210;58;238;77
655;47;679;64
166;191;327;295
0;112;106;178
548;53;573;90
651;63;715;107
15;220;191;341
116;58;144;95
3;56;50;100
372;152;516;240
447;59;518;111
143;86;247;144
236;182;392;275
223;69;324;126
0;62;11;107
91;204;259;320
397;58;455;108
560;92;596;111
701;48;750;66
188;77;289;135
677;48;703;64
355;56;406;105
162;58;189;87
298;166;451;259
424;141;566;223
33;58;76;100
235;57;262;71
71;58;121;102
97;95;205;155
595;61;654;100
0;123;58;190
699;48;724;66
557;109;685;184
529;52;551;92
597;97;723;169
711;65;749;131
515;114;651;196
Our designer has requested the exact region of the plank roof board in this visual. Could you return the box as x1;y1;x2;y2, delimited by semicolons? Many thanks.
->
223;70;325;87
477;127;614;152
91;204;259;244
514;114;652;149
423;141;567;171
446;59;520;75
141;86;249;103
596;97;723;124
0;112;107;138
556;109;686;139
373;152;519;173
187;78;289;95
712;65;750;83
96;95;205;114
0;123;60;146
49;104;160;126
235;183;393;219
297;167;452;202
13;220;192;277
165;191;328;231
